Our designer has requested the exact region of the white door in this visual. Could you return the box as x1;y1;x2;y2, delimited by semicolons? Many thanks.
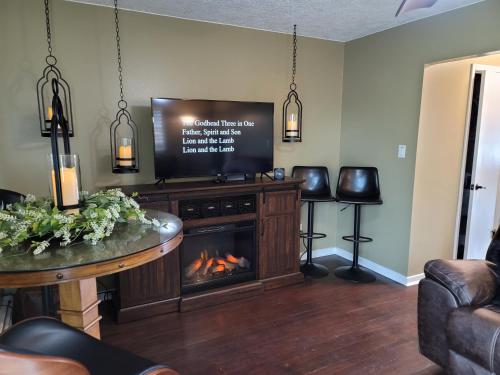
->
464;68;500;259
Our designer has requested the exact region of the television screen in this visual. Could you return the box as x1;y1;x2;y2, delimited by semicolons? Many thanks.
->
151;98;274;179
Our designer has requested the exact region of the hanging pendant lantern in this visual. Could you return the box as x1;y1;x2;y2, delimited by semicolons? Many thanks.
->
282;25;302;143
48;78;81;215
110;0;139;174
37;0;74;138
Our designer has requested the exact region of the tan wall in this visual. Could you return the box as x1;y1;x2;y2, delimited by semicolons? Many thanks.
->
341;0;500;276
408;54;500;275
0;0;344;250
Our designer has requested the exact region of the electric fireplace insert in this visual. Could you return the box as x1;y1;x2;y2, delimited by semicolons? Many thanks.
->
180;221;256;294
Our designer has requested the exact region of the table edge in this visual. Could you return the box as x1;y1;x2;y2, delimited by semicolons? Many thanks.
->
0;231;183;288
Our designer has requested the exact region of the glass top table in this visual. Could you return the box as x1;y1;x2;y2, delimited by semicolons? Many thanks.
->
0;210;182;274
0;209;183;339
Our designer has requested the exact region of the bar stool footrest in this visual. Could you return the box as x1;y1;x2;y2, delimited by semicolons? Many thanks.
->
342;235;373;243
300;231;327;240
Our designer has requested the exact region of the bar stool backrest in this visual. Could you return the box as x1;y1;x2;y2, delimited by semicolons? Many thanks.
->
292;166;332;200
336;167;380;200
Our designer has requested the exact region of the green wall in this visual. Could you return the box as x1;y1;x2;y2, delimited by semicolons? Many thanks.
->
340;0;500;275
3;0;500;277
0;0;344;251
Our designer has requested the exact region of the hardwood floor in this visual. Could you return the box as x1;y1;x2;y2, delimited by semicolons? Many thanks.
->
101;255;442;375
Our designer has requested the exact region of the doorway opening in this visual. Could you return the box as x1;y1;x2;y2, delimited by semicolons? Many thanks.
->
456;73;481;259
408;52;500;274
455;65;500;260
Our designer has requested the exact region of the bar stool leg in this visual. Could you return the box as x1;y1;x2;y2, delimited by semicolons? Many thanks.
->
300;201;329;278
353;204;361;268
335;204;376;283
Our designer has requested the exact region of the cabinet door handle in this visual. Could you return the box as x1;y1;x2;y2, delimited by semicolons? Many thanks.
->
261;222;265;237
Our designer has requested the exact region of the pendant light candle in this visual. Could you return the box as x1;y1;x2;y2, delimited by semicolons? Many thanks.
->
118;138;133;167
50;154;81;215
287;113;298;134
282;25;303;143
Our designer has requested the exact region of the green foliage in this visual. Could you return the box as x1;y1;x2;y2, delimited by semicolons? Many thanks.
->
0;189;157;255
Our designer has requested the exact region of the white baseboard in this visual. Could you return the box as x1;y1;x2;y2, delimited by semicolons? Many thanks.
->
302;247;425;287
405;273;425;286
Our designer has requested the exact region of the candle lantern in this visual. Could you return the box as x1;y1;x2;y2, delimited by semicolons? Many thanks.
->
283;87;303;142
282;25;303;143
48;78;81;214
110;0;139;174
110;111;139;173
37;0;74;137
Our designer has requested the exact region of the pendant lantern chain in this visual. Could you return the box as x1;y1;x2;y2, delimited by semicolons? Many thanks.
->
291;24;297;90
114;0;126;108
110;0;139;173
44;0;52;55
44;0;56;65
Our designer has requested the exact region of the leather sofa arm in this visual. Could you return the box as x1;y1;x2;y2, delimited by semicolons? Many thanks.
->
0;351;90;375
424;259;497;306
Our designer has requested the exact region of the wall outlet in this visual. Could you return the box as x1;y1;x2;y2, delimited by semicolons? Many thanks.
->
398;144;406;159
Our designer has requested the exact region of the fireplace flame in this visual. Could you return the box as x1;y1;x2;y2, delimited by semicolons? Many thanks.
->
185;251;250;280
202;258;214;275
185;258;203;278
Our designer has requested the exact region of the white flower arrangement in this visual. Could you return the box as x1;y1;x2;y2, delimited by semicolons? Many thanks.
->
0;189;161;255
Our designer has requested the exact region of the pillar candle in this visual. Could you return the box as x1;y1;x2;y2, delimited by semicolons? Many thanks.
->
118;144;133;167
287;113;298;134
51;167;79;214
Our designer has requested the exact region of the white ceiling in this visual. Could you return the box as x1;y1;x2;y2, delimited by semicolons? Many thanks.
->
68;0;486;42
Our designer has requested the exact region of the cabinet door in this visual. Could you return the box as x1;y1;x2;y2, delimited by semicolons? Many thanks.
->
259;190;300;279
117;199;180;308
118;249;180;308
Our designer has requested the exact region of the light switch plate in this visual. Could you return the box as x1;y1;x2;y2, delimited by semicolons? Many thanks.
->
398;145;406;159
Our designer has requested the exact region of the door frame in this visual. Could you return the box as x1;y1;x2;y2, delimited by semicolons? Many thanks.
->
452;64;500;259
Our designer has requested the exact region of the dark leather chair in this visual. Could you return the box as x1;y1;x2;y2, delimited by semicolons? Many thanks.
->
0;189;55;316
0;189;55;318
418;229;500;374
292;166;335;277
335;167;382;283
0;317;178;375
0;188;23;209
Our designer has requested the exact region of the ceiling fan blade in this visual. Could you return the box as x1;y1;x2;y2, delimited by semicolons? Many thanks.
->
395;0;438;16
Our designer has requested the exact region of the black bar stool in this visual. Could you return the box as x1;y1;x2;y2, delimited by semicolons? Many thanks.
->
334;167;382;283
292;166;335;278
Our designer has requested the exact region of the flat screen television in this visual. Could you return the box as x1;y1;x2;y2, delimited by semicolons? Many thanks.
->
151;98;274;179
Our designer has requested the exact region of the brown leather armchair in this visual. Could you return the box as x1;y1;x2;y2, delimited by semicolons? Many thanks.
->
0;317;179;375
418;233;500;374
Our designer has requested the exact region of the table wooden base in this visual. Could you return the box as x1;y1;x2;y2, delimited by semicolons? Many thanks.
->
58;278;102;339
0;212;183;341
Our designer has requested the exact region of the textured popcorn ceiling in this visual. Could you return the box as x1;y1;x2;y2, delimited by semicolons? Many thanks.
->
67;0;485;42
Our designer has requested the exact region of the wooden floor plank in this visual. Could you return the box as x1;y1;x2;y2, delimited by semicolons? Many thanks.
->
101;255;442;375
